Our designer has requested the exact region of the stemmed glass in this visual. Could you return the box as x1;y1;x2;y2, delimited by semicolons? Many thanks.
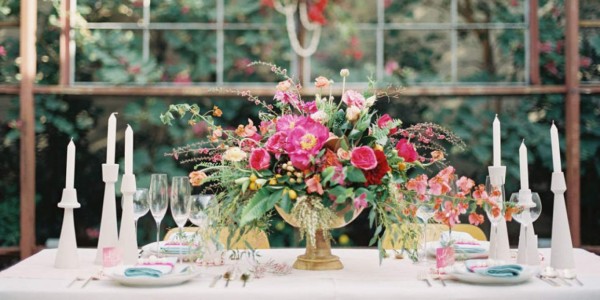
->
132;188;149;230
170;176;192;262
189;194;216;262
484;176;505;264
416;203;435;264
148;173;169;255
509;192;542;262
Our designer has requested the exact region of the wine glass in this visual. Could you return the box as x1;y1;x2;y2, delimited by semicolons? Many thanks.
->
132;188;149;230
485;176;505;264
189;194;216;262
149;173;169;255
416;203;435;264
170;176;192;262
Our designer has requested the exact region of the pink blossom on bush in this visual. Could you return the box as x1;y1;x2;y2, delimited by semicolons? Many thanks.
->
350;146;377;170
456;176;475;193
377;114;398;135
395;139;418;162
342;90;366;109
249;148;271;171
353;193;368;210
406;174;428;198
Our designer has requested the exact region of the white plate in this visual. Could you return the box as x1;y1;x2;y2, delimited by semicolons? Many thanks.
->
105;265;201;287
426;241;489;260
448;263;534;285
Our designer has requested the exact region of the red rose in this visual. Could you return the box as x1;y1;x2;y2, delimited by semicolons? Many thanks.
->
249;148;271;171
377;114;398;135
362;150;391;186
396;139;418;162
351;146;378;170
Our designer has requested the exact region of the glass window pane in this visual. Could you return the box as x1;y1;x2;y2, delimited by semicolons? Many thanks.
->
331;0;378;24
225;0;284;24
0;29;20;84
580;28;600;83
311;29;377;82
457;0;524;24
223;29;291;82
77;0;143;22
150;30;217;83
385;0;450;23
384;30;451;84
151;0;217;23
457;29;525;83
75;30;148;83
580;1;600;21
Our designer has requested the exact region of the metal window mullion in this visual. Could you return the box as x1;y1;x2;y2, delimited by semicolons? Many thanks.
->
450;0;458;83
216;0;224;84
142;0;150;62
376;0;384;82
524;0;531;84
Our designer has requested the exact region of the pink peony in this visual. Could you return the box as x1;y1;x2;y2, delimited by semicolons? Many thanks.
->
377;114;398;135
265;131;287;155
395;139;418;162
276;115;301;132
284;117;330;170
350;146;378;170
249;148;271;171
301;101;318;114
342;90;366;109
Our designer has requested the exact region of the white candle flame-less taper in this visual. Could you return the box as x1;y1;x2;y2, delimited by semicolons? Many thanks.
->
519;140;529;190
95;113;120;264
549;122;575;271
493;114;501;166
118;124;138;265
55;140;81;269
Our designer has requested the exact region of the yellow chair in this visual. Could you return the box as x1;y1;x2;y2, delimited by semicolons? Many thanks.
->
164;227;270;249
382;223;486;250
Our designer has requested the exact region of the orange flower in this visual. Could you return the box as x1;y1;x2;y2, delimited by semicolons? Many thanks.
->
431;150;445;161
314;76;330;88
189;171;207;186
468;212;484;226
212;106;223;117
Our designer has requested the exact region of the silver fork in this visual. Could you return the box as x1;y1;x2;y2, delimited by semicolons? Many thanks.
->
417;273;433;287
537;274;559;287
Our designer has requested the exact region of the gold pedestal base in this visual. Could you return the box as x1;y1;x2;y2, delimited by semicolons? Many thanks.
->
293;229;343;271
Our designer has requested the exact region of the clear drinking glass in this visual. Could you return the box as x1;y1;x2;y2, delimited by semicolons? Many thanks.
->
189;194;215;229
170;176;192;262
485;175;505;264
149;173;169;255
416;203;435;264
132;188;149;230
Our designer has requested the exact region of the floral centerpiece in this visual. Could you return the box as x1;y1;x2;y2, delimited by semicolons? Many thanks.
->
160;62;503;268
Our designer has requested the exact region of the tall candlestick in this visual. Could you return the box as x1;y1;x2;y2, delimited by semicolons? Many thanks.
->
124;125;133;174
493;114;501;166
106;113;117;164
519;140;529;190
550;122;561;172
66;139;75;189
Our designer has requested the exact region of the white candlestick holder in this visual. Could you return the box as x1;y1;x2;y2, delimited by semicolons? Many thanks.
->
550;171;575;271
487;166;511;262
95;163;119;264
512;189;541;266
55;188;80;269
118;173;138;265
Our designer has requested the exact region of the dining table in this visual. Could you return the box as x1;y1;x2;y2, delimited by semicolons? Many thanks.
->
1;247;600;300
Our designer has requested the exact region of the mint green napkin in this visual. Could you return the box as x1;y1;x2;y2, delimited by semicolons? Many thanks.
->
454;246;486;254
124;267;163;278
468;264;523;277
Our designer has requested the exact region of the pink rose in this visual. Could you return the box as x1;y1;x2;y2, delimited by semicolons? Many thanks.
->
377;114;398;135
249;148;271;171
342;90;366;109
395;139;418;163
350;146;378;170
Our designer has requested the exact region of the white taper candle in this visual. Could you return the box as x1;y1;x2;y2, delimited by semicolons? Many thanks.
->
106;113;117;164
519;140;529;190
124;125;133;174
66;139;75;189
550;122;562;172
493;114;501;166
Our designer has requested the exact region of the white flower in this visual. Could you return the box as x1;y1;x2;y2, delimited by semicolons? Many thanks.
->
223;147;247;162
310;110;329;124
365;95;377;108
340;69;350;77
345;106;361;122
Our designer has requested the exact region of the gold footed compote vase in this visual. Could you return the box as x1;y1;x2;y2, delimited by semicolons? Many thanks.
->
275;203;362;271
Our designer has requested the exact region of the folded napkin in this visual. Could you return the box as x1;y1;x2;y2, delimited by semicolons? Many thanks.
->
124;257;176;278
465;260;523;277
454;244;486;254
160;242;191;254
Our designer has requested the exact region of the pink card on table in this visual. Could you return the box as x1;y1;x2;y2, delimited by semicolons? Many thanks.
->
102;247;121;267
436;247;455;268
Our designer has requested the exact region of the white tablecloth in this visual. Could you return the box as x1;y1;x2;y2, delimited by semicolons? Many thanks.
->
1;248;600;300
